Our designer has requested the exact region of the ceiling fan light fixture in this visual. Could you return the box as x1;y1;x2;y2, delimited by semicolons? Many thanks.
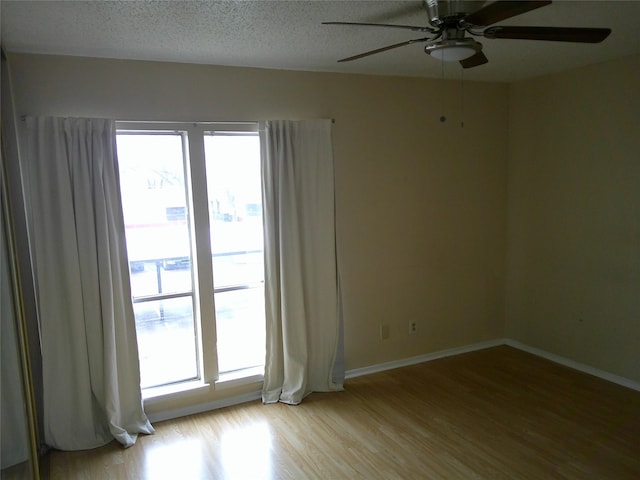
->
425;39;480;62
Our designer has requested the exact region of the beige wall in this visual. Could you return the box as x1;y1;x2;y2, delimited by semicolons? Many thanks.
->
8;53;509;382
10;51;638;415
506;54;640;383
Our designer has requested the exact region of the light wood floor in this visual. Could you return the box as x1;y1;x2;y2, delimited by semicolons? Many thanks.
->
48;346;640;479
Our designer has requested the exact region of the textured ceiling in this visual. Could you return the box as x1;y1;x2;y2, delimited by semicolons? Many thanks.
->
2;0;640;82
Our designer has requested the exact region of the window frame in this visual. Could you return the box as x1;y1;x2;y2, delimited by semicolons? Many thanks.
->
116;121;262;395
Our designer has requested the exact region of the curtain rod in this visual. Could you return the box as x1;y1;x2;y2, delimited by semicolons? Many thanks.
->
115;119;337;124
21;116;335;123
19;117;260;125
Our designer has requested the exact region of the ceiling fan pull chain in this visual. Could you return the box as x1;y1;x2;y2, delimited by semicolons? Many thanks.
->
460;67;465;128
440;58;446;123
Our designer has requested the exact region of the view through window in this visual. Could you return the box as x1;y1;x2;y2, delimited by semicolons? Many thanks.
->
204;133;265;374
116;124;265;389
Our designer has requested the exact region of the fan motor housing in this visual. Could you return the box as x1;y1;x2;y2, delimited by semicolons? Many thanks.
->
425;0;483;26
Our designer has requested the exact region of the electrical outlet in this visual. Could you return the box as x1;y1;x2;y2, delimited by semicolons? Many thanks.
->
409;321;417;335
380;324;390;340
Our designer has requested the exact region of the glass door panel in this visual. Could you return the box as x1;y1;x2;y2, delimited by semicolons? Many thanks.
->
117;132;199;388
204;133;265;373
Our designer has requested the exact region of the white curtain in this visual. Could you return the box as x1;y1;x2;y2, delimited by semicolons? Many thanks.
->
260;119;344;405
23;116;154;450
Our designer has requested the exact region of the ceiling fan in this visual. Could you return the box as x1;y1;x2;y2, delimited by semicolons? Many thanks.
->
323;0;611;68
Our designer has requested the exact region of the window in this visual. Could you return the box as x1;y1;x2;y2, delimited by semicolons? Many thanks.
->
204;133;265;374
116;123;265;391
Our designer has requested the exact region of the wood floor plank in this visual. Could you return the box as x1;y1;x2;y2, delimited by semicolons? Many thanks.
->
48;346;640;479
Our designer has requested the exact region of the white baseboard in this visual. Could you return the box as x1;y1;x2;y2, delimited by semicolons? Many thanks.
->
147;391;262;424
148;340;505;423
345;337;640;393
344;339;505;379
505;339;640;392
147;337;639;423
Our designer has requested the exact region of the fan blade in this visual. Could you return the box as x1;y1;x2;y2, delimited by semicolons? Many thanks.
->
484;26;611;43
322;21;436;33
460;51;489;69
337;37;431;62
465;1;552;27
